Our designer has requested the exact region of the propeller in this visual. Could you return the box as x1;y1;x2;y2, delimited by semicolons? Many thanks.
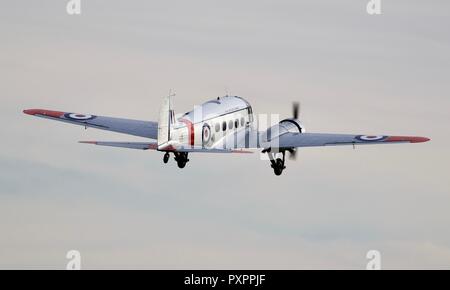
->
293;102;300;119
288;148;297;160
289;101;300;160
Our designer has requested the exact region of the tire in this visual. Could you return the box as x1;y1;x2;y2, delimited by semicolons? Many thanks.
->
163;153;169;163
274;158;284;175
277;158;285;169
177;161;186;168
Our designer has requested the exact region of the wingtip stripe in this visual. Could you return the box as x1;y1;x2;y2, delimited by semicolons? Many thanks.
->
386;136;430;143
23;109;65;118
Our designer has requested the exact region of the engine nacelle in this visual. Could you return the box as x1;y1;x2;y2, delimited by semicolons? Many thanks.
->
261;118;305;143
278;118;305;134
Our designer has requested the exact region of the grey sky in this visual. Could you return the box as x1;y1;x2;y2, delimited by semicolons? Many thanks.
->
0;0;449;269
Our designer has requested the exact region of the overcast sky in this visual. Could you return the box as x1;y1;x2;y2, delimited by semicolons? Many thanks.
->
0;0;449;269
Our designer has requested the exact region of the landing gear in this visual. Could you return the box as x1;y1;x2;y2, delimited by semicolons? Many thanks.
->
272;158;285;176
163;152;170;164
264;149;286;176
162;151;189;168
174;152;189;169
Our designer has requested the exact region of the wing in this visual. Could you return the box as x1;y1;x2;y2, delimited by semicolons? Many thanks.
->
271;133;430;148
23;109;158;139
80;141;252;153
207;126;428;150
79;141;158;150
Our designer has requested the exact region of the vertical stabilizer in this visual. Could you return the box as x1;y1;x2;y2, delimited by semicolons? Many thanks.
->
157;96;172;148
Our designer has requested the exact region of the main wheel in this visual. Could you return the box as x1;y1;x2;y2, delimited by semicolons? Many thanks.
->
273;158;284;176
163;153;170;164
277;158;285;168
273;168;283;176
177;161;186;168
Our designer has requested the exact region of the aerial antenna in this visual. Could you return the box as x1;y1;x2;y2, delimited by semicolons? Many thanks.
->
168;89;176;98
225;86;231;97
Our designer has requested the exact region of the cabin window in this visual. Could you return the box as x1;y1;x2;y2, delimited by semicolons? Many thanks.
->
222;121;227;131
215;123;220;132
228;120;233;130
235;119;239;128
247;106;253;122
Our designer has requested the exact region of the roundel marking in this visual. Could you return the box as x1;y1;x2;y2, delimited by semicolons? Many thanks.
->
356;135;387;142
202;123;211;146
64;113;96;121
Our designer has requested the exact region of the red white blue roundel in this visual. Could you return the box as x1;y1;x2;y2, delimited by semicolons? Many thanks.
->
64;113;96;121
202;123;211;145
356;135;387;142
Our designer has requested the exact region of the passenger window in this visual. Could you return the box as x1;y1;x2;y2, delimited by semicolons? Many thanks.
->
235;119;239;128
222;121;227;131
247;106;253;122
228;120;233;130
215;123;220;132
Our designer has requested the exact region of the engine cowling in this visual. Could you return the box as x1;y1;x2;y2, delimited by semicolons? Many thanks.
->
278;118;305;134
261;118;305;143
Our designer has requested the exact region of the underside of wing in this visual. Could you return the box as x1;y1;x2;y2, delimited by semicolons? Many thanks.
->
176;147;252;153
79;141;158;150
273;133;430;148
80;141;252;153
23;109;158;139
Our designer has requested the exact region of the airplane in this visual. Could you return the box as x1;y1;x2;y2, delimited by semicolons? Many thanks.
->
23;95;430;175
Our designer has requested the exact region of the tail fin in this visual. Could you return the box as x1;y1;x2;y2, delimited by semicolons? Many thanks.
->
157;96;175;148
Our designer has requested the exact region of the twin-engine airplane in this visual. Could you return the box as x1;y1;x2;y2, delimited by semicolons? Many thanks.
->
23;95;430;175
